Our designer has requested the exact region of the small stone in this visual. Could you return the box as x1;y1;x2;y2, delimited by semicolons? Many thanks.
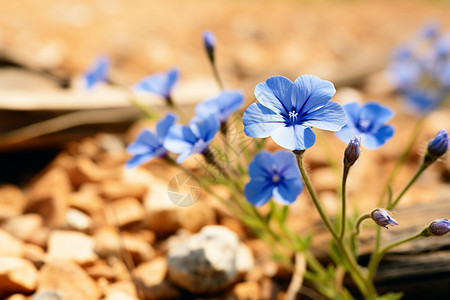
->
104;281;137;300
37;260;100;300
0;256;38;297
6;294;28;300
31;290;62;300
86;260;115;281
167;225;254;294
230;281;260;300
105;198;145;227
2;213;43;242
0;185;26;220
0;230;24;257
47;230;98;266
65;208;92;231
26;167;72;204
100;180;147;201
23;243;46;269
67;186;105;216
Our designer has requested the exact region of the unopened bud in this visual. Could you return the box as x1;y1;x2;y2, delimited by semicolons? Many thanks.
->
371;208;398;229
344;137;360;167
426;219;450;236
424;129;448;164
202;31;216;62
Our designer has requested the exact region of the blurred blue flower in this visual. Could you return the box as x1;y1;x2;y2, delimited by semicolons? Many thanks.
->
242;75;345;150
388;21;450;114
195;90;243;123
134;68;179;101
335;102;394;150
202;30;216;53
428;219;450;236
244;151;303;206
371;208;398;229
83;55;110;89
164;115;220;163
125;113;178;169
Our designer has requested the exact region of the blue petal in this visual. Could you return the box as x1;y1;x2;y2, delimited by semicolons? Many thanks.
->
194;115;220;142
360;102;394;128
84;55;110;89
272;151;300;179
195;90;243;122
163;125;197;154
362;125;394;149
301;101;346;131
291;75;336;114
342;102;361;126
156;113;178;142
244;180;274;207
273;178;303;205
125;153;157;169
127;130;159;155
335;126;361;144
248;151;274;180
167;68;179;91
243;103;285;138
270;125;316;150
254;76;293;114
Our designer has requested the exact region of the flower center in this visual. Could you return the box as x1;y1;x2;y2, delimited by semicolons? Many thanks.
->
272;174;281;183
288;110;298;121
192;138;209;153
357;119;372;132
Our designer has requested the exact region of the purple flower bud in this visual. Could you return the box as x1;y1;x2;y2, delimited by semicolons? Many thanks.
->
202;30;216;53
344;137;360;167
371;208;398;229
425;129;449;163
428;219;450;236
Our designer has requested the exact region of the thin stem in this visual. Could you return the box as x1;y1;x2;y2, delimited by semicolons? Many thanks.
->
294;150;374;298
367;232;424;281
387;162;429;210
339;166;350;241
350;213;371;255
379;117;425;205
211;62;224;90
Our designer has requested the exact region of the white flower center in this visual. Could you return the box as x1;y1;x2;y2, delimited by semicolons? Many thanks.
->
289;110;298;121
272;174;281;183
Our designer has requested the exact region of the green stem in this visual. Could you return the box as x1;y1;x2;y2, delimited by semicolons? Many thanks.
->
379;117;425;205
294;150;375;298
339;166;350;241
350;213;371;256
211;61;224;90
367;232;424;281
387;162;429;210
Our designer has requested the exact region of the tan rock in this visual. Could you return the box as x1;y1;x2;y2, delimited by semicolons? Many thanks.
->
5;294;27;300
23;243;46;269
0;256;38;297
26;226;50;249
85;260;116;281
0;185;26;220
133;259;181;300
2;213;43;242
0;230;24;257
104;281;137;300
67;186;105;215
100;180;147;201
47;230;98;266
65;208;92;231
26;166;71;204
38;260;100;300
230;281;260;300
93;227;155;264
105;198;145;227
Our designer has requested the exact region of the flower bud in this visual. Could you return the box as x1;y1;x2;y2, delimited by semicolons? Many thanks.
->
427;219;450;236
425;129;448;163
202;31;216;61
344;137;360;167
371;208;398;229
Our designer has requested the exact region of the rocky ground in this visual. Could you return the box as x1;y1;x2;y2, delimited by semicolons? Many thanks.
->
0;0;450;299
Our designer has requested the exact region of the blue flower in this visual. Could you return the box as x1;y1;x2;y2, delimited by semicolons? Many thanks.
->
244;151;303;206
335;102;394;150
371;208;398;229
83;55;110;89
195;90;243;123
242;75;346;150
125;113;178;169
202;30;216;53
134;68;179;101
388;21;450;114
164;115;220;163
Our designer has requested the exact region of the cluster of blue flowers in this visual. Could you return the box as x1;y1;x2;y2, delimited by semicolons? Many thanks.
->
388;21;450;114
